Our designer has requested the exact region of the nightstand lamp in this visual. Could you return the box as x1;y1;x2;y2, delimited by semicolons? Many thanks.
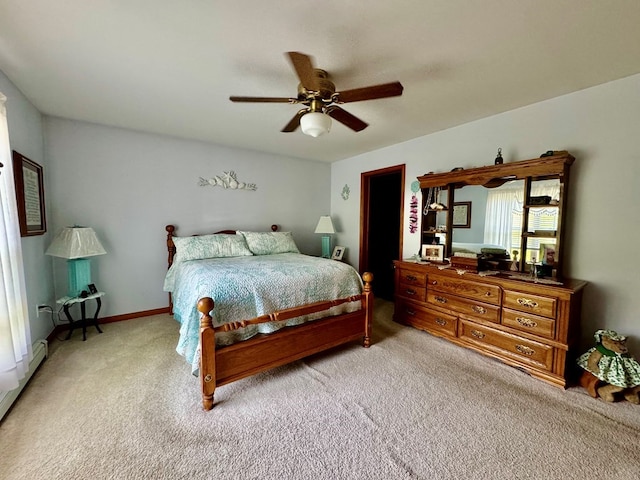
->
314;215;335;258
46;226;106;297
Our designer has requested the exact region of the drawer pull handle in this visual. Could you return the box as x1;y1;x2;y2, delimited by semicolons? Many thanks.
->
516;317;538;328
517;298;539;309
435;318;447;326
470;329;485;339
485;291;492;297
516;344;535;356
406;275;417;281
406;309;416;316
406;289;417;296
472;305;487;314
431;280;438;285
434;296;447;304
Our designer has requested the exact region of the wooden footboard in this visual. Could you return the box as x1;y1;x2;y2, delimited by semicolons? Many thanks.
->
196;272;373;410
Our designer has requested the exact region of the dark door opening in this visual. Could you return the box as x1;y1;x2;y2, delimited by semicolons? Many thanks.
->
360;165;405;301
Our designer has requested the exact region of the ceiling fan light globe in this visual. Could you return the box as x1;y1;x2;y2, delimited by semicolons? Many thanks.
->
300;112;332;137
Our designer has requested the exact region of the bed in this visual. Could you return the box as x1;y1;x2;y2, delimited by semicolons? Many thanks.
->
451;242;509;256
164;224;374;410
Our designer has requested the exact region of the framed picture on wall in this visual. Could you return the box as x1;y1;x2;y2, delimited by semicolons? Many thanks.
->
452;201;471;228
12;150;46;236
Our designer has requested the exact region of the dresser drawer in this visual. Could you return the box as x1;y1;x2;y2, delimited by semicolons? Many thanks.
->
503;290;557;319
397;268;427;287
502;308;555;339
395;299;457;337
459;320;553;370
396;285;426;302
428;274;501;306
427;291;500;323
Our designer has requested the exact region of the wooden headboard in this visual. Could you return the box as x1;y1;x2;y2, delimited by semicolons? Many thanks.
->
165;224;279;269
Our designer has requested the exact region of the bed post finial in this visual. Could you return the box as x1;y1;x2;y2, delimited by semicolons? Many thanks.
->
197;297;214;318
271;224;278;232
362;272;373;292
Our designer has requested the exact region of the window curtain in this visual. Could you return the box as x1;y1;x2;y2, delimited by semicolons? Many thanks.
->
483;181;522;249
0;91;33;391
483;180;560;251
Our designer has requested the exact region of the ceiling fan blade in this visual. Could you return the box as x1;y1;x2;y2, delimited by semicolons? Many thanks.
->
326;106;368;132
230;96;296;103
335;81;404;103
286;52;318;92
281;109;307;132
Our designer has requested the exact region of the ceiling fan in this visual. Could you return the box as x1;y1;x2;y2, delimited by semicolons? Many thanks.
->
229;52;404;137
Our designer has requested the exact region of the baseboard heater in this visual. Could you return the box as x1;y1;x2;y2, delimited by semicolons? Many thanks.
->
0;339;48;421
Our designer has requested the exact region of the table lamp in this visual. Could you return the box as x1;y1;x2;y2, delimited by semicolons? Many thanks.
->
314;215;335;258
46;226;106;297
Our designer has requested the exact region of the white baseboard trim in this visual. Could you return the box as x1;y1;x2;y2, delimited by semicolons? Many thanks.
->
0;339;48;421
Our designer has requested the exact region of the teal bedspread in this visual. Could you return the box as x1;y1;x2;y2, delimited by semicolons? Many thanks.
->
164;253;364;373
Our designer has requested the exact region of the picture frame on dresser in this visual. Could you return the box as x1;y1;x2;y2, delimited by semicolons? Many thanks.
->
421;244;444;262
331;246;345;261
540;243;557;266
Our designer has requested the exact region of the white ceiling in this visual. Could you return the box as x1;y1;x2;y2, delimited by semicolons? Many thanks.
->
1;1;640;163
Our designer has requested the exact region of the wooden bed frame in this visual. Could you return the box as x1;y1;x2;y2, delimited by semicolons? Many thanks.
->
165;224;374;410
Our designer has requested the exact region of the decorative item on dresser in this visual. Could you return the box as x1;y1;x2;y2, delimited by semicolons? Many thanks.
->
396;151;587;388
164;224;374;410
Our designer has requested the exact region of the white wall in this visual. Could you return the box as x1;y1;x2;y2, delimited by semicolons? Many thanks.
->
331;73;640;351
44;118;331;318
0;71;54;343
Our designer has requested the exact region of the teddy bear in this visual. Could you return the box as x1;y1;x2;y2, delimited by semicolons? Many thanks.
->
576;329;640;404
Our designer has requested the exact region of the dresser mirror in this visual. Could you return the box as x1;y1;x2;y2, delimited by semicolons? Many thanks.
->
418;153;573;279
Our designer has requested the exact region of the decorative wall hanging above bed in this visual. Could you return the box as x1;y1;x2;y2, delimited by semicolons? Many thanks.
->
198;171;257;190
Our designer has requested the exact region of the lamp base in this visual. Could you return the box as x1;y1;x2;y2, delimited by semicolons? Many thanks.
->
68;258;91;297
321;235;332;258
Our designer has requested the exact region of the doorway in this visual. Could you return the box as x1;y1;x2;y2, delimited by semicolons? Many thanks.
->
359;165;405;300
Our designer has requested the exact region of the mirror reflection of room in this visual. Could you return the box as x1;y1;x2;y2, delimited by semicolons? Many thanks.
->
450;179;560;265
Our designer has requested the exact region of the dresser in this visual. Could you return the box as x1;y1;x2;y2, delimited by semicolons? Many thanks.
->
394;260;587;387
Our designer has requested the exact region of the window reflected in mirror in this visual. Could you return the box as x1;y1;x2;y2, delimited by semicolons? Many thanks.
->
449;179;560;263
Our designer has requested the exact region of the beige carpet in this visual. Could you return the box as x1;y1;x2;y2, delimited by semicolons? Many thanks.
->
1;300;639;480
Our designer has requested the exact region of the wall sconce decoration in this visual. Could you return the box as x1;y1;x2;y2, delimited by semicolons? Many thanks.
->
341;184;350;200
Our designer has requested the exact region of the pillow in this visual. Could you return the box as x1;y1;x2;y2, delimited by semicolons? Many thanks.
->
172;234;253;262
238;231;300;255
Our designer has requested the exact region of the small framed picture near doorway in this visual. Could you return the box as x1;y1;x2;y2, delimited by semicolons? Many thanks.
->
332;246;345;261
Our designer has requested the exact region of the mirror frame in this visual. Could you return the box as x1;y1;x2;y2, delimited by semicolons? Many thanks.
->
417;151;574;278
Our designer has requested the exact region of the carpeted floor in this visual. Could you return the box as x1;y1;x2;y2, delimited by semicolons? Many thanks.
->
1;299;639;480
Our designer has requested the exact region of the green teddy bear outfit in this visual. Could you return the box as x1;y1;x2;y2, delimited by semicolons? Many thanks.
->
576;329;640;388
